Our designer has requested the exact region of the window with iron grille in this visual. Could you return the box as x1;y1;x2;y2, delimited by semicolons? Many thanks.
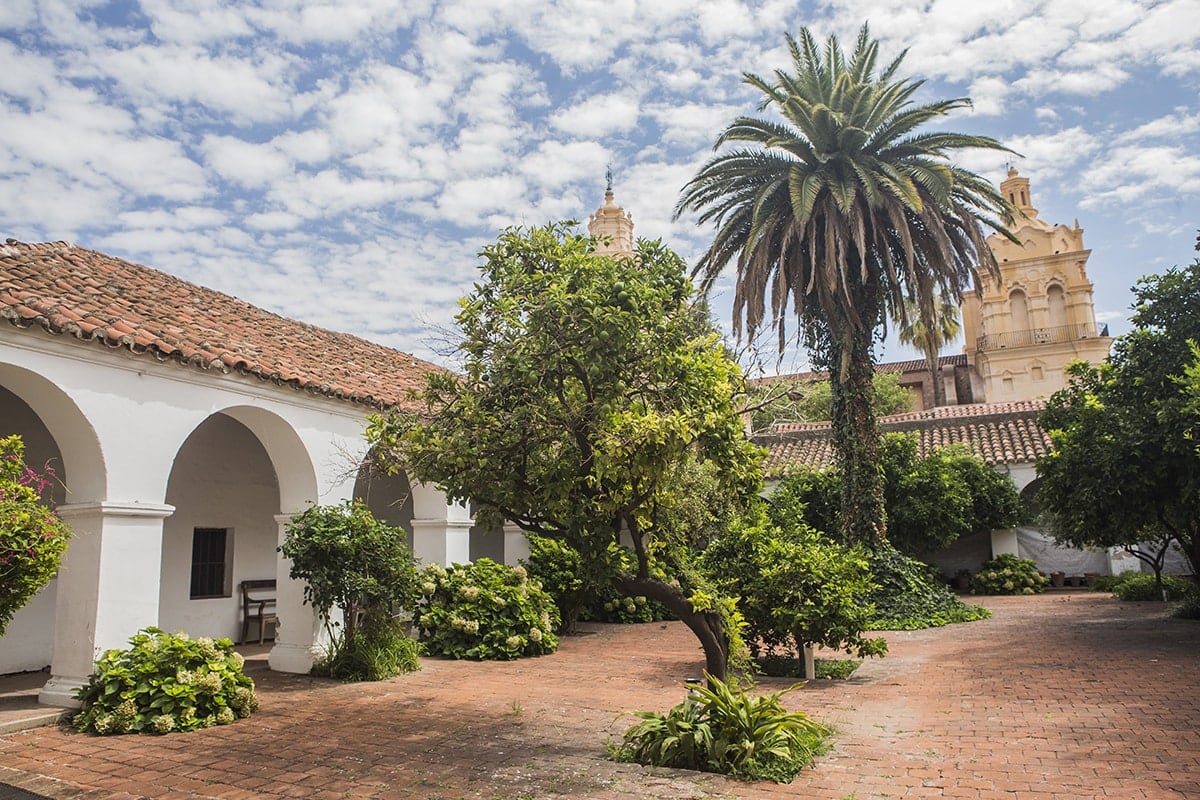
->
190;527;230;599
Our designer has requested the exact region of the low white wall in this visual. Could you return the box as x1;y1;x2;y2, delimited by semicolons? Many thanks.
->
0;579;56;673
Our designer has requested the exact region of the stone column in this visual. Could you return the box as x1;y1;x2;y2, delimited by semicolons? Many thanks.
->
40;501;174;708
410;482;472;567
503;522;531;566
268;512;323;675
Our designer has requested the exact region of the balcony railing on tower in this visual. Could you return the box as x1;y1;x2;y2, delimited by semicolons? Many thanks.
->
976;322;1109;352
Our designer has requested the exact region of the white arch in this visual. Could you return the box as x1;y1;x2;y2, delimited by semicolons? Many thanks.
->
0;362;106;502
217;405;319;513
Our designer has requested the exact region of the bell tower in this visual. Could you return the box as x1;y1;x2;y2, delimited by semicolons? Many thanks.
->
587;168;634;256
961;168;1112;402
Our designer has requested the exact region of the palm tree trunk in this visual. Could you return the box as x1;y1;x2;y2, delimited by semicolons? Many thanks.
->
827;289;887;545
926;342;947;407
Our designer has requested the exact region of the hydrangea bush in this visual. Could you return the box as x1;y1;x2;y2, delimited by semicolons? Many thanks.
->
73;628;258;735
416;558;559;660
0;435;71;637
971;554;1048;595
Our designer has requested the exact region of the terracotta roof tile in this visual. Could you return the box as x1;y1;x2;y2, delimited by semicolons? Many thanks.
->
0;239;442;409
756;400;1051;477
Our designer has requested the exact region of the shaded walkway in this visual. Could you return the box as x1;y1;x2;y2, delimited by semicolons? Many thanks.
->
1;593;1197;799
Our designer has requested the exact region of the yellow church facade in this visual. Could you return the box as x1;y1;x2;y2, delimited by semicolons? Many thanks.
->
961;168;1113;404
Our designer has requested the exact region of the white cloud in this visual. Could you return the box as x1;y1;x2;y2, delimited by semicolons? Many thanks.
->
550;92;641;137
81;44;299;126
1082;144;1200;207
200;135;293;189
437;174;529;228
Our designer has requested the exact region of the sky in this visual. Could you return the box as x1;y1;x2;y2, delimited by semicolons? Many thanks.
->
2;0;1199;376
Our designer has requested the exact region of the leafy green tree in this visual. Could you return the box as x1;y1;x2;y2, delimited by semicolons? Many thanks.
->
897;292;961;407
0;434;71;637
699;509;887;662
1038;255;1200;586
280;500;419;645
751;372;912;431
769;434;1020;556
676;24;1012;544
366;223;764;682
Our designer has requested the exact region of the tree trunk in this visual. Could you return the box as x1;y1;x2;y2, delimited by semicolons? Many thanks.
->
926;343;946;407
611;573;729;683
828;291;887;545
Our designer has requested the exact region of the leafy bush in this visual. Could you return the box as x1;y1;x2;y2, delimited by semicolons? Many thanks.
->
280;501;421;679
0;435;71;637
612;672;832;783
280;501;419;636
1088;574;1127;593
312;614;421;681
582;587;668;624
522;535;588;632
417;558;560;659
73;628;258;735
700;519;886;659
524;536;673;630
1111;573;1197;601
971;554;1048;595
757;655;861;680
768;437;1020;558
865;546;991;630
1171;594;1200;619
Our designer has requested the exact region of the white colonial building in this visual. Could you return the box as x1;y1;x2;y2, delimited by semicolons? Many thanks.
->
0;239;507;707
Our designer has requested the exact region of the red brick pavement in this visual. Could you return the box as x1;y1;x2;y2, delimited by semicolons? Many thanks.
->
1;593;1197;799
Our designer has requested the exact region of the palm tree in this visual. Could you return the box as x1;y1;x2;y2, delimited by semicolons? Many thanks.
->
897;291;961;407
676;24;1013;544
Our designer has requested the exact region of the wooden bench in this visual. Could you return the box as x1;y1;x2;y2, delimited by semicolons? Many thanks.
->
239;579;277;645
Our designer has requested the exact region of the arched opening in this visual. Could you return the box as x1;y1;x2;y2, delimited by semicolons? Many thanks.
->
0;385;67;672
161;413;282;640
353;459;416;552
1047;284;1067;329
1009;289;1030;333
0;365;105;674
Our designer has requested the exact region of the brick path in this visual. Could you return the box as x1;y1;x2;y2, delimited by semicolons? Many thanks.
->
1;593;1197;799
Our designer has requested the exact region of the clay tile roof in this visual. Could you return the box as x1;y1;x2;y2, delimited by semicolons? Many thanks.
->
756;399;1051;477
752;353;968;386
0;239;443;409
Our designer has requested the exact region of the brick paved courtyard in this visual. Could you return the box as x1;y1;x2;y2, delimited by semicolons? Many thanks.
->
1;592;1197;799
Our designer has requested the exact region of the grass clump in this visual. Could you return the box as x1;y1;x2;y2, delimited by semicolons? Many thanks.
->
312;614;421;681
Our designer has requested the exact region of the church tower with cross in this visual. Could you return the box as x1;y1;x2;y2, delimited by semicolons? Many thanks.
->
960;167;1113;403
587;169;635;256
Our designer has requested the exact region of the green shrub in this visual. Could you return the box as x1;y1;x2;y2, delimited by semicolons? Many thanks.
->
312;613;421;681
0;435;71;638
417;558;560;660
612;672;832;783
971;554;1048;595
524;536;674;630
1171;594;1200;619
700;520;886;659
757;655;861;680
582;587;668;624
522;535;587;632
865;546;991;630
1088;574;1127;593
73;628;258;735
280;501;419;620
1111;574;1197;601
